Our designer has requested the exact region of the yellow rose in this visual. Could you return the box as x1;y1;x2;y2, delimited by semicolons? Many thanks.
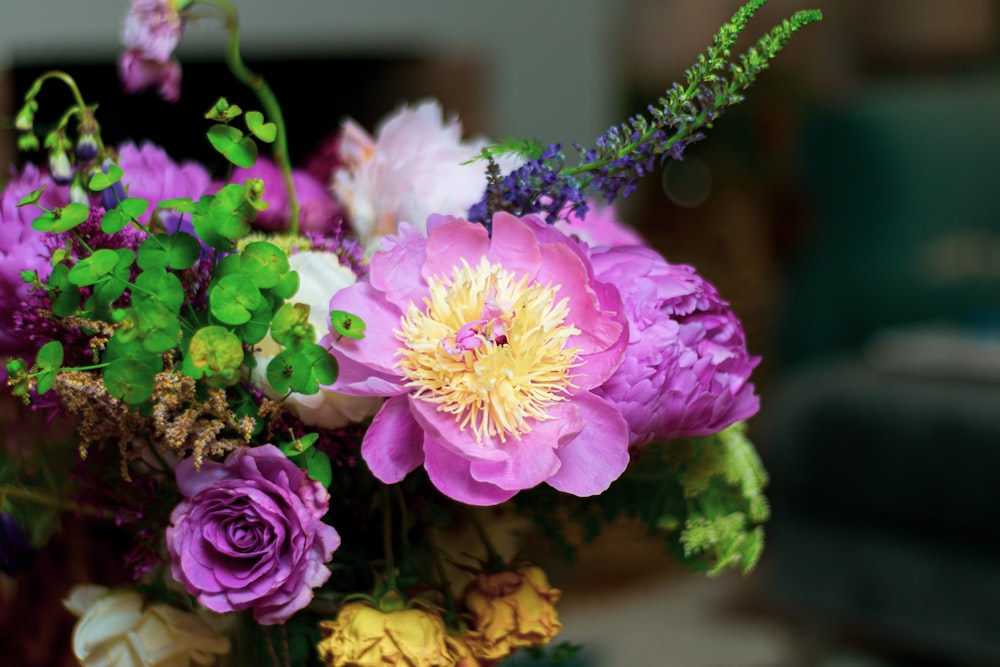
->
63;584;231;667
317;601;453;667
462;565;563;662
445;633;494;667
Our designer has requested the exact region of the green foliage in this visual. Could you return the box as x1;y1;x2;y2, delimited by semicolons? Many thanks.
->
207;124;259;168
329;310;366;340
514;423;769;577
87;163;124;192
31;202;90;233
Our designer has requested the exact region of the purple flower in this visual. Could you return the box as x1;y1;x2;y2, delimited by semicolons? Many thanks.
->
326;212;630;505
0;513;32;576
0;164;68;359
115;140;213;228
589;245;760;446
229;157;343;235
166;445;341;625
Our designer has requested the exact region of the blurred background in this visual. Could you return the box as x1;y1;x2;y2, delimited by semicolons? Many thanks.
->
3;0;1000;665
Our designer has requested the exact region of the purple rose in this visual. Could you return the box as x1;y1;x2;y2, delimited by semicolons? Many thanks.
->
590;245;760;446
166;445;340;625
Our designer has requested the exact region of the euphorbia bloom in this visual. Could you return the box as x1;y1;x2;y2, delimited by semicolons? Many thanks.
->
325;212;630;505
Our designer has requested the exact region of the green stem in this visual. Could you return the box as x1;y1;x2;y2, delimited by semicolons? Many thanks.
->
382;484;397;590
26;71;89;114
199;0;300;234
465;507;504;571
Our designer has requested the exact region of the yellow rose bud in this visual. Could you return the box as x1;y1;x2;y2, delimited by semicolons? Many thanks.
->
318;601;454;667
462;565;563;662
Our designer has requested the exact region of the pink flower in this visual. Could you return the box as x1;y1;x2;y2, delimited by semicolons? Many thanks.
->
229;157;343;235
118;50;182;103
325;213;630;505
589;245;760;446
166;445;340;625
118;0;186;102
333;100;514;250
0;164;69;357
552;200;646;249
116;141;212;226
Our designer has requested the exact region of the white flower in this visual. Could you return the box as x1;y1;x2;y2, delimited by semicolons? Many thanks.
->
333;99;510;252
251;251;383;429
64;584;231;667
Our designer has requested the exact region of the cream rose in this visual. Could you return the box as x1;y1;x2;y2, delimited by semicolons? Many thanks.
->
252;250;383;429
64;584;231;667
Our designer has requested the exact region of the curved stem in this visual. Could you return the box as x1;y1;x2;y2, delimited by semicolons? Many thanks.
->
199;0;300;234
26;71;89;113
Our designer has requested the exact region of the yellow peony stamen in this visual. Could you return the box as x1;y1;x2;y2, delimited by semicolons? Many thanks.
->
396;257;580;443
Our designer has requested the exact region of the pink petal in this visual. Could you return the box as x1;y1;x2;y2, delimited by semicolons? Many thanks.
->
328;282;406;381
468;418;571;491
423;437;518;506
569;277;628;390
487;212;541;280
370;222;429;311
326;351;406;396
421;218;490;282
545;392;629;496
361;395;425;483
407;396;508;462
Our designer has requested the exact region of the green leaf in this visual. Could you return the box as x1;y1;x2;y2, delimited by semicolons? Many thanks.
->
245;110;277;143
86;249;134;311
240;241;289;289
32;202;90;233
36;369;58;395
67;248;120;286
207;124;258;168
330;310;366;339
187;325;244;386
87;164;124;192
210;274;263;325
47;264;80;317
303;342;338;386
137;232;201;271
305;448;332;488
134;268;185;312
100;208;129;234
237;298;275;345
103;357;158;404
158;197;197;214
270;302;315;348
35;341;64;370
272;270;300;300
16;186;45;208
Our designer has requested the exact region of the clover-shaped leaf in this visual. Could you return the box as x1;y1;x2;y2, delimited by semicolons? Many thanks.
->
245;111;277;143
186;325;243;387
270;302;315;348
330;310;366;340
241;241;289;289
35;340;63;397
86;248;133;311
137;232;201;271
210;274;263;325
102;198;149;234
237;298;275;345
207;124;258;168
32;202;90;233
87;164;124;192
135;268;185;313
67;248;120;286
16;186;45;208
47;264;81;317
103;357;158;405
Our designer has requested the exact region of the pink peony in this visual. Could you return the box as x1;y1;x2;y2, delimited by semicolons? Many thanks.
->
166;445;340;625
117;50;182;103
229;157;342;235
333;100;514;251
589;245;760;446
0;164;69;357
116;140;213;228
552;200;647;249
325;212;630;505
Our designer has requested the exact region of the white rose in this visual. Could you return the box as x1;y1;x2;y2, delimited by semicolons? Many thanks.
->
251;250;383;429
64;584;231;667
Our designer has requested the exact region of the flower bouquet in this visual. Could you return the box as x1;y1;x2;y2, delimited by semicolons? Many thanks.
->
0;1;820;665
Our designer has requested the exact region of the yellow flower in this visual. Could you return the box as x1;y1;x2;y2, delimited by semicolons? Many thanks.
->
462;565;563;662
317;601;454;667
445;634;493;667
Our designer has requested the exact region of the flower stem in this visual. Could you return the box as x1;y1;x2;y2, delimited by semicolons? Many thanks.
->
382;484;397;590
0;484;115;520
197;0;300;234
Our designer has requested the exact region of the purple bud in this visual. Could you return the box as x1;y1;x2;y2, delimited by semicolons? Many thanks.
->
76;134;100;161
0;513;32;576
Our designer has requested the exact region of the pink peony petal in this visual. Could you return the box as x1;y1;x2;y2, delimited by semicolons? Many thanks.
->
361;395;426;483
328;282;407;382
421;218;490;282
487;212;542;281
545;392;629;496
370;222;430;310
407;397;509;462
467;418;573;491
423;437;518;506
